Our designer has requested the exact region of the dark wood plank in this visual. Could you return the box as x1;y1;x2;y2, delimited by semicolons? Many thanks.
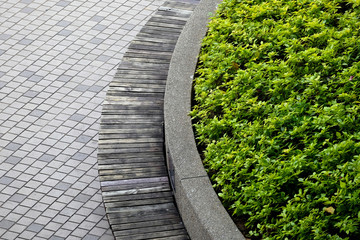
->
104;196;174;208
112;218;183;231
108;212;182;225
148;16;187;26
114;229;188;240
102;185;171;197
102;191;173;203
114;222;185;237
162;1;198;10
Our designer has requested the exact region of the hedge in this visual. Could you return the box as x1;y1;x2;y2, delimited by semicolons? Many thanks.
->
191;0;360;239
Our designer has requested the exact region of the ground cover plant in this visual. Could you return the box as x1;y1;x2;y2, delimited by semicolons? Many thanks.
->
191;0;360;239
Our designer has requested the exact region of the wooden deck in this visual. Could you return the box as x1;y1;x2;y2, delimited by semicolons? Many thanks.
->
97;0;199;239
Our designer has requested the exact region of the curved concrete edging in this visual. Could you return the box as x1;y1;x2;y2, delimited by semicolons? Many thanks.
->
164;0;246;239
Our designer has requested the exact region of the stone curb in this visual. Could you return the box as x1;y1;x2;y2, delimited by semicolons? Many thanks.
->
164;0;246;238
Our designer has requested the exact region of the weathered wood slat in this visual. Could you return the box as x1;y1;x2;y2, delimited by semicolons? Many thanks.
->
98;145;164;153
153;235;190;240
162;1;198;10
101;176;169;190
99;166;167;177
102;191;173;203
145;20;186;29
112;218;182;231
98;150;164;158
101;182;173;195
100;122;163;129
118;61;170;70
99;138;163;145
115;69;169;75
97;157;165;166
136;31;181;41
108;212;181;225
122;56;171;64
110;79;167;85
102;185;171;197
124;50;172;60
148;16;187;25
114;222;185;237
108;83;167;89
114;229;188;240
98;147;164;156
101;108;163;115
104;196;174;208
100;173;168;182
103;96;164;103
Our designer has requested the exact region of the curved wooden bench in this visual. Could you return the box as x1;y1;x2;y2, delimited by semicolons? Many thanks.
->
97;0;199;239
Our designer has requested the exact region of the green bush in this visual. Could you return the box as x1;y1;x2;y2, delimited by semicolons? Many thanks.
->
191;0;360;239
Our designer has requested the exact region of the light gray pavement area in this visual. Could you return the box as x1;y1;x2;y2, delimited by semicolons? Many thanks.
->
0;0;165;239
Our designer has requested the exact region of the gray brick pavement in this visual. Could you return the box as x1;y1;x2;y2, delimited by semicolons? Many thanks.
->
0;0;165;239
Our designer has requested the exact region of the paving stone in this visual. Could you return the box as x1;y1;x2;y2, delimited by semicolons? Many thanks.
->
0;176;14;185
0;219;15;229
9;193;27;203
27;223;44;233
5;142;22;151
39;154;55;162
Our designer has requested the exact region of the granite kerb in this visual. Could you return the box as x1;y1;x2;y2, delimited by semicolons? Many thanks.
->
164;0;246;238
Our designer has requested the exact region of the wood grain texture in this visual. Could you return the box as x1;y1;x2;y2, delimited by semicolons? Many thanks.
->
97;0;200;238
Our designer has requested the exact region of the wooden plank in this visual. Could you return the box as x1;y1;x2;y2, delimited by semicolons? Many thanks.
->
104;196;174;208
108;83;167;89
98;142;164;151
108;212;181;225
125;48;173;58
97;157;165;166
108;202;177;215
103;96;164;103
105;92;165;98
145;20;186;29
148;16;187;26
98;162;166;172
102;185;171;197
102;191;173;203
98;151;164;159
152;235;190;240
101;105;162;111
122;56;171;64
111;78;167;85
99;166;167;176
114;222;185;237
111;218;182;231
113;73;168;80
140;27;182;37
131;38;178;45
136;31;181;41
99;171;168;182
101;181;170;193
99;137;163;144
115;69;169;75
100;122;163;129
101;176;169;186
114;229;188;240
117;61;170;70
162;1;197;11
106;86;165;93
98;147;164;155
155;8;192;19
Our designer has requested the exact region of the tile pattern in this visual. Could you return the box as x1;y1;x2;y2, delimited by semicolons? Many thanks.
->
0;0;164;239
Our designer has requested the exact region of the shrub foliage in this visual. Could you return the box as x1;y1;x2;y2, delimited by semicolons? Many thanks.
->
191;0;360;239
